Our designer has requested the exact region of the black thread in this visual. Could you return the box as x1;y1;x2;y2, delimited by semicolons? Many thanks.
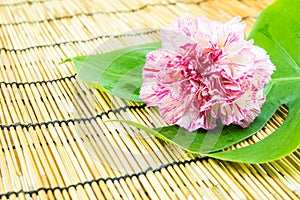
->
0;0;59;7
0;104;146;130
0;29;160;52
0;156;209;198
0;0;207;26
0;74;77;87
0;15;256;52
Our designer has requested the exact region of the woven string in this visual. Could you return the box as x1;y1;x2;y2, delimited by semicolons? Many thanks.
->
0;74;77;87
0;0;207;26
0;0;60;7
0;29;160;51
0;104;146;130
0;156;208;199
0;16;255;51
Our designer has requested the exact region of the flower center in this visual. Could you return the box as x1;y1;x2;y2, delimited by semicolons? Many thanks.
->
207;47;223;63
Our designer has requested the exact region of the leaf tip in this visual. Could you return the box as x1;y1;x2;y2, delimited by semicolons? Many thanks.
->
103;120;114;123
59;58;72;65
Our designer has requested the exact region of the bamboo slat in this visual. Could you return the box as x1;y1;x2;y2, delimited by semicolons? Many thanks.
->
0;0;299;199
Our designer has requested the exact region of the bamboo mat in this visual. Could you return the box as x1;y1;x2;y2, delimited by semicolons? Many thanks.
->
0;0;299;199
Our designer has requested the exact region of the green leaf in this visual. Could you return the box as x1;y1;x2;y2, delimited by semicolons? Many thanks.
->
147;0;300;163
107;119;243;154
69;42;161;102
208;0;300;163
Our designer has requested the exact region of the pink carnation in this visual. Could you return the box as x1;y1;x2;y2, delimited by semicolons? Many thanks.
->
140;17;275;131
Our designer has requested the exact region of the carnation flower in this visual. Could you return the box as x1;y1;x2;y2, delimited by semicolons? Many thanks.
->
140;17;275;131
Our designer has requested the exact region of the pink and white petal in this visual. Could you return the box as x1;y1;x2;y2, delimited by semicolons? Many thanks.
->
251;46;275;88
220;90;253;125
161;18;195;51
235;103;261;128
140;50;172;105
